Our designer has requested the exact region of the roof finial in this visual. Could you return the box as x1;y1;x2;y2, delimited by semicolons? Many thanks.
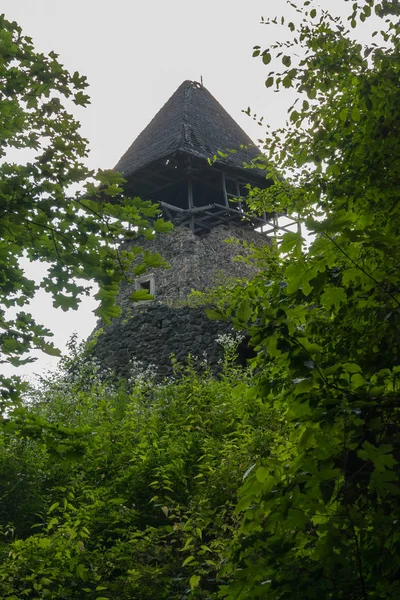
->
200;75;203;87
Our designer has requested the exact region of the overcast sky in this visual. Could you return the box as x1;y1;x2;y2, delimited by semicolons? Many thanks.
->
1;0;368;382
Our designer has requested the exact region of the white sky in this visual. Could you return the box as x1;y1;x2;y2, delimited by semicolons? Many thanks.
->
1;0;369;381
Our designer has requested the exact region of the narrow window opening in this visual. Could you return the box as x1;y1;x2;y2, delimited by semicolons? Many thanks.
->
140;280;151;292
134;274;155;299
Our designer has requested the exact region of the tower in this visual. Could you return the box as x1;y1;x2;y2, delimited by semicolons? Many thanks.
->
92;81;272;379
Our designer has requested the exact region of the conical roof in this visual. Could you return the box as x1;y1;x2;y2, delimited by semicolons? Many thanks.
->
114;80;263;180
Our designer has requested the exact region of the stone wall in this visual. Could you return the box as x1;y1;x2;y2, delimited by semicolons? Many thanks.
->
93;304;238;379
91;223;268;379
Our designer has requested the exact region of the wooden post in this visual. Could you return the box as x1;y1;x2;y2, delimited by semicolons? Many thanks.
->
188;179;194;209
273;213;279;240
188;179;194;231
235;181;243;212
221;172;229;208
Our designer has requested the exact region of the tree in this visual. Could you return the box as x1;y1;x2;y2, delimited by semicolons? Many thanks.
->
0;16;171;405
204;1;400;597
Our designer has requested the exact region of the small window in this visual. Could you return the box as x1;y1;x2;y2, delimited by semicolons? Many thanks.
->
134;274;155;299
139;280;151;292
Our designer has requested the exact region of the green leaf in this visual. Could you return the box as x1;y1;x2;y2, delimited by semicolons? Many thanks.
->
73;91;90;106
205;308;226;320
154;219;173;233
265;76;274;88
255;466;269;483
342;363;362;374
262;52;272;65
285;262;307;294
320;286;347;311
130;289;153;301
189;575;201;589
279;231;302;254
351;106;361;121
48;502;59;514
76;564;88;582
236;299;252;323
38;341;62;357
182;555;195;567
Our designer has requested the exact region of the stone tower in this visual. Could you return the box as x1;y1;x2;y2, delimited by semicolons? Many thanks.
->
93;80;274;379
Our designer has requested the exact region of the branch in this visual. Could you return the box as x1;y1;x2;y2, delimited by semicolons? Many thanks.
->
323;231;400;309
25;218;73;246
74;198;131;283
289;334;357;398
345;503;368;600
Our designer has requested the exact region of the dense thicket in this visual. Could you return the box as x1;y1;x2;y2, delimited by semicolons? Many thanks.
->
0;339;277;599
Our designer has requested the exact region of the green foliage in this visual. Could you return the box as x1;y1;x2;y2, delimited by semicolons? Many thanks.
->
0;340;278;599
0;15;172;405
1;1;399;598
207;1;400;598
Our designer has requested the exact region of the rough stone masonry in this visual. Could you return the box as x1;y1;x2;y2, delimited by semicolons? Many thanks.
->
91;224;268;380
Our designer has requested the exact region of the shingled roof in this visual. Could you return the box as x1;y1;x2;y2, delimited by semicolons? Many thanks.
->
114;80;264;180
